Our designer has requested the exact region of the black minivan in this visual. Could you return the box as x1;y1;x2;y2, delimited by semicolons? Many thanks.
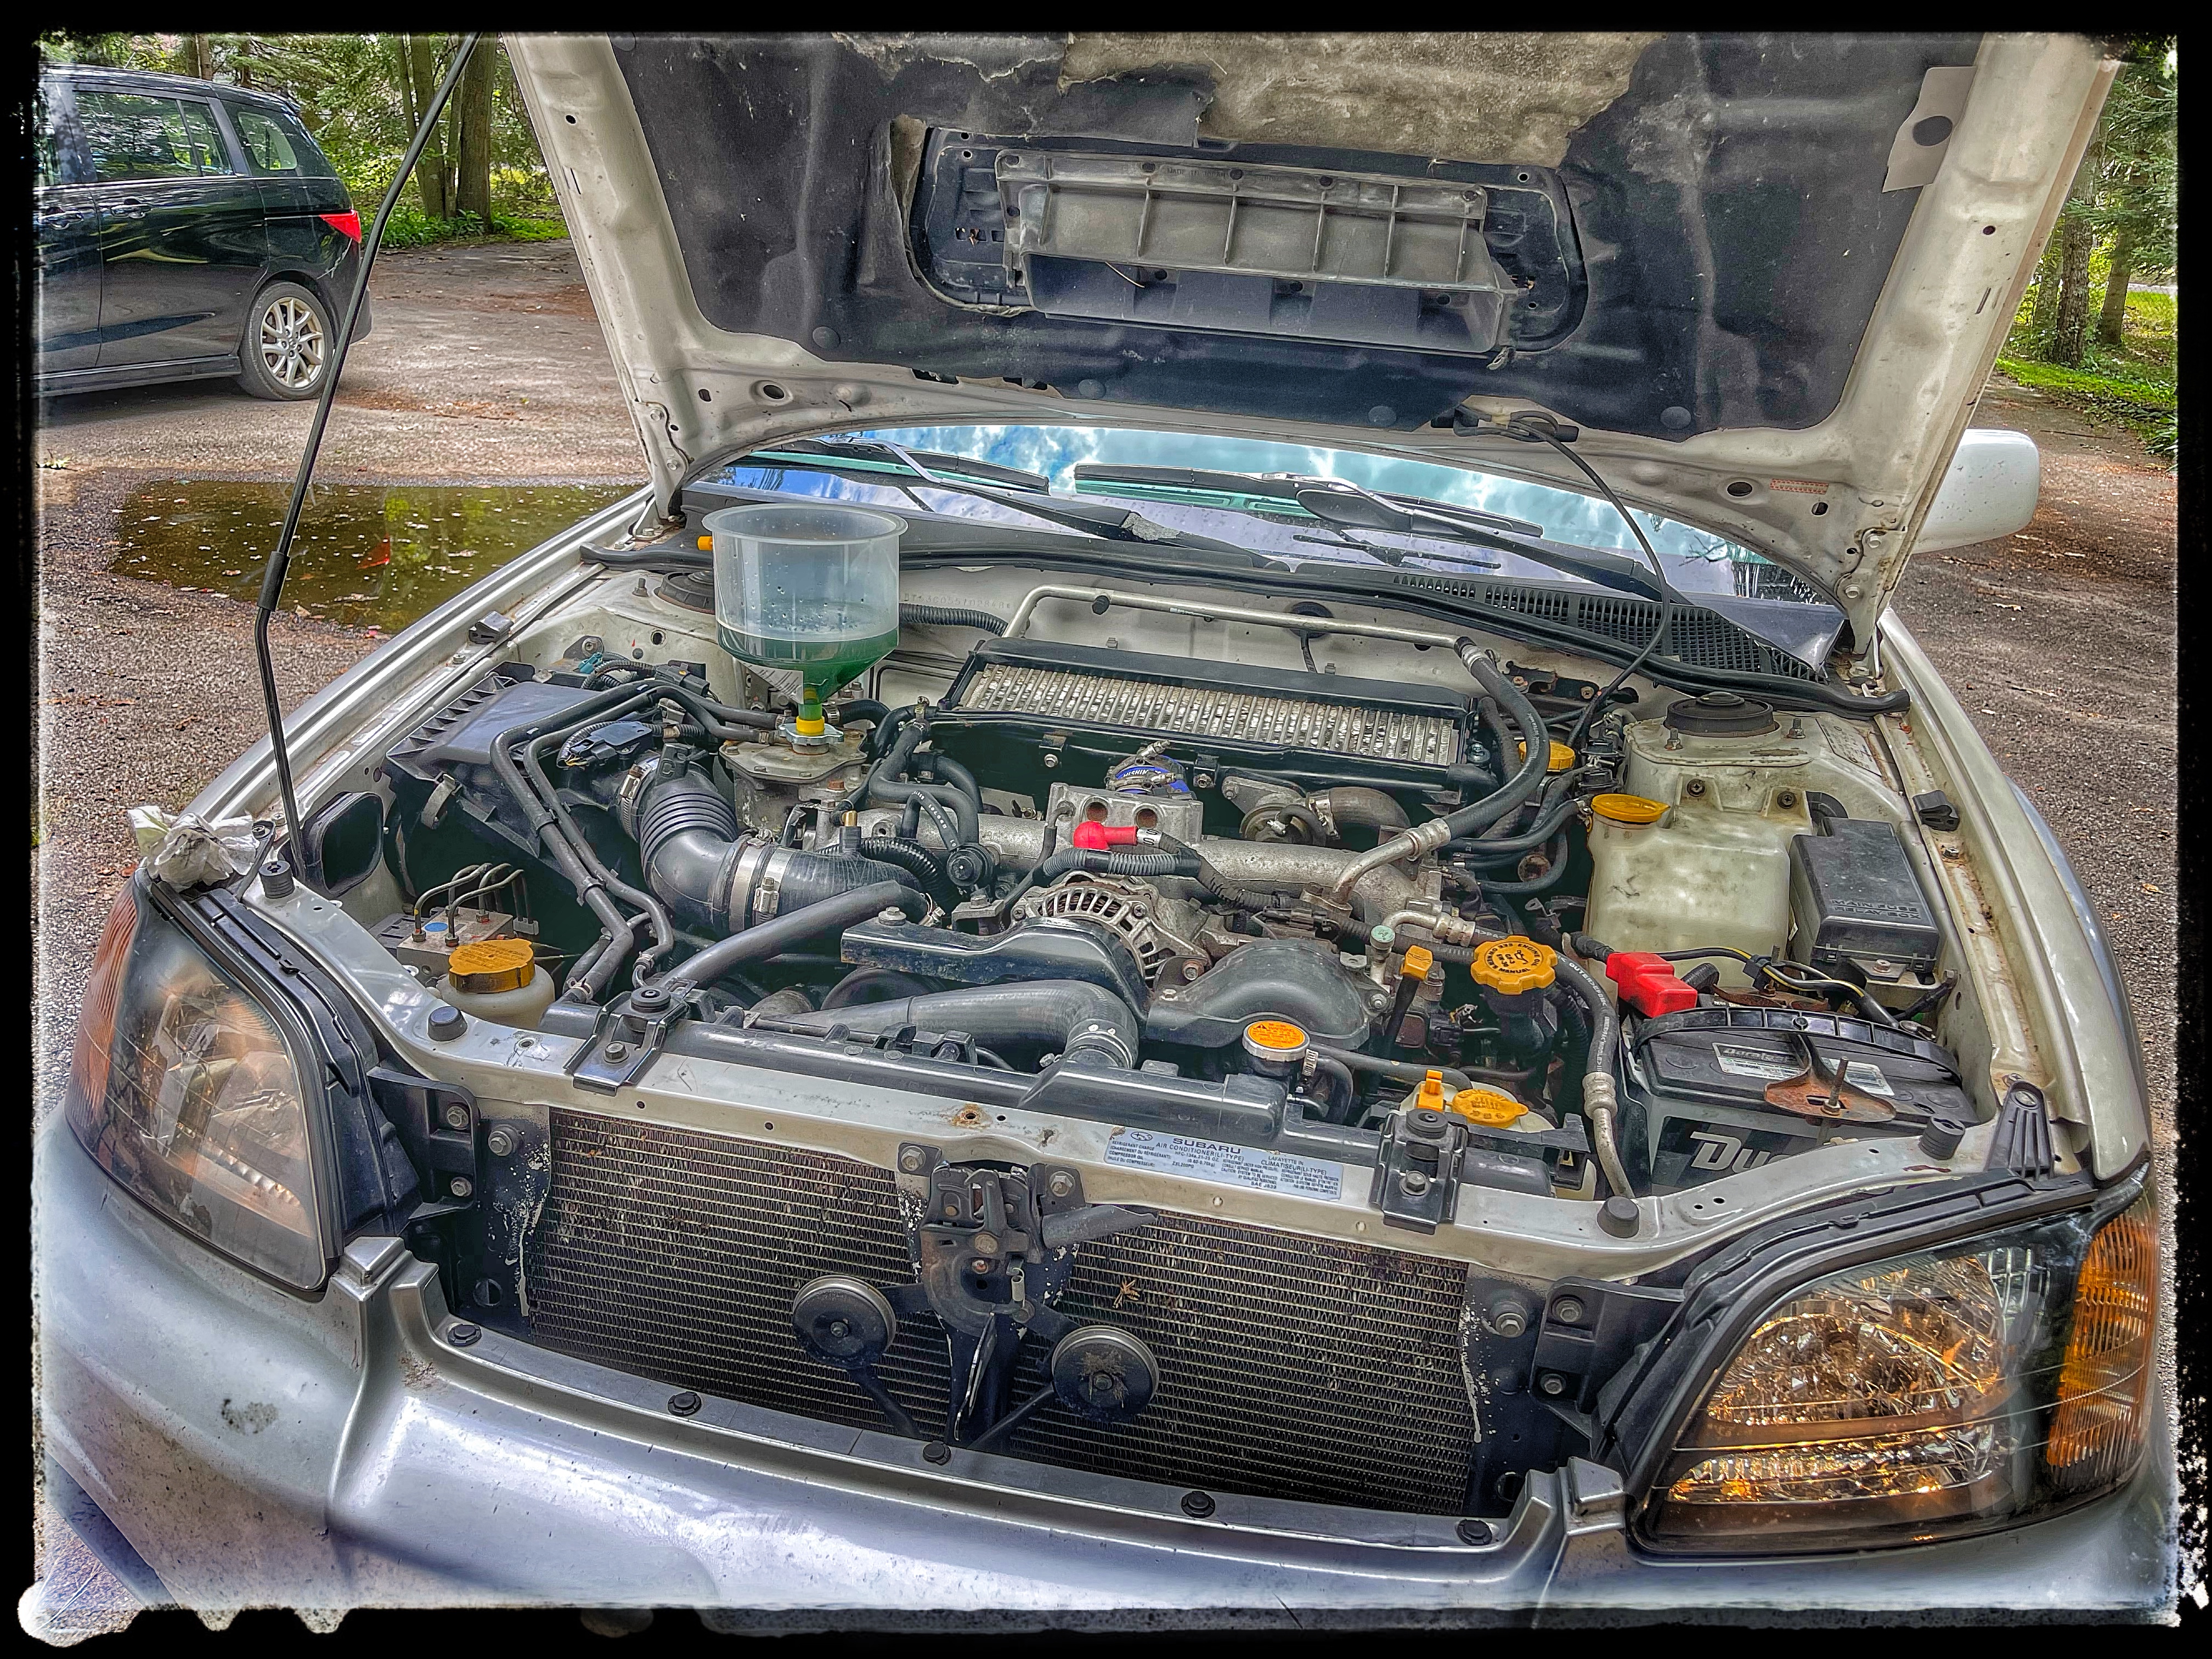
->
34;64;369;402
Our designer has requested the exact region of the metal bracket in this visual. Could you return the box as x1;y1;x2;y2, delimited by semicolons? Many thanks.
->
1369;1105;1466;1233
1528;1276;1685;1419
368;1065;479;1192
563;986;695;1094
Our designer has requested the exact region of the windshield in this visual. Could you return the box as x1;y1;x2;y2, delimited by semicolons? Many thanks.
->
713;424;1840;658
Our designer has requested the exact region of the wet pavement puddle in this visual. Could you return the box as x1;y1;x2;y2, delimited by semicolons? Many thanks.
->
108;479;635;634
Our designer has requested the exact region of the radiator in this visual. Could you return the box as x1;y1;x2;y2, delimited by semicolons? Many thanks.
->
526;1110;1477;1515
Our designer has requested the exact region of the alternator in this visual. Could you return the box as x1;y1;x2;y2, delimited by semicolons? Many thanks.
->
1011;874;1204;984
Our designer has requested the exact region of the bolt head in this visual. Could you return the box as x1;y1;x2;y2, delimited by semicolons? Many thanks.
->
604;1041;629;1060
1193;772;1215;789
448;1176;473;1200
969;1258;994;1274
1552;1296;1585;1325
1041;753;1059;769
1046;1170;1075;1198
1777;789;1798;808
1492;1307;1527;1339
486;1127;516;1158
1537;1372;1567;1397
972;1232;1000;1255
1400;1170;1432;1195
443;1103;470;1131
1685;779;1707;796
899;1147;927;1173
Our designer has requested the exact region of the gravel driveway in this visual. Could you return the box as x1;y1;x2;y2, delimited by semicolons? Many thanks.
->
27;238;2179;1633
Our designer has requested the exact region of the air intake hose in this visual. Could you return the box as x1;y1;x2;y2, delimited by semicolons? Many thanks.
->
764;981;1139;1068
637;764;921;934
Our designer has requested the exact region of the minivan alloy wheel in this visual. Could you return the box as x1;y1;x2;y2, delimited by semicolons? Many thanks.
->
259;294;325;391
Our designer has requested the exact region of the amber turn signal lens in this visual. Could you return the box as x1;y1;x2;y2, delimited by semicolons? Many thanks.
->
2047;1195;2158;1491
67;889;140;1119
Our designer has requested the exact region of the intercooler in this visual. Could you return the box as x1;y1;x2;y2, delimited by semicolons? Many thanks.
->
941;637;1471;769
526;1110;1479;1515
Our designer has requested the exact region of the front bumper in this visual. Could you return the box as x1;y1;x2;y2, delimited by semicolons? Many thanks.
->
33;1118;2180;1623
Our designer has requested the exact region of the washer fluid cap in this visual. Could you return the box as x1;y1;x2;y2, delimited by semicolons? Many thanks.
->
449;936;537;993
1450;1086;1527;1127
1516;739;1579;772
1662;690;1778;736
1590;792;1668;826
1469;935;1556;994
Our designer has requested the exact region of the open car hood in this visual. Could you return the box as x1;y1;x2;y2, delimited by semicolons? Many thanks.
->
507;32;2114;652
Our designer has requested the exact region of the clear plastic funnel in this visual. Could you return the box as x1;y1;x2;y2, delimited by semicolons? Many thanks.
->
703;503;905;702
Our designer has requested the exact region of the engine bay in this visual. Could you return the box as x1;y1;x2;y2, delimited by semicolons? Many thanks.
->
349;540;1984;1215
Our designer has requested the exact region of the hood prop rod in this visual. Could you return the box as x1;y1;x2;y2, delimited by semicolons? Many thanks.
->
252;33;482;864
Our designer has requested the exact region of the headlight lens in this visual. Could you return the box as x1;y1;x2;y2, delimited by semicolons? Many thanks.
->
66;887;329;1289
1644;1192;2158;1551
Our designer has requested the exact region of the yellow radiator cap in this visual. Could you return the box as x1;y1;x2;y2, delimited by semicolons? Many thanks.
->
449;936;537;994
1244;1019;1308;1054
1451;1086;1528;1127
1591;792;1668;825
1517;739;1579;772
1469;935;1557;994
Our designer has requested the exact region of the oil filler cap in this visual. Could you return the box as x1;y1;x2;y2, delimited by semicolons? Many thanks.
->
1469;936;1556;995
1663;690;1778;736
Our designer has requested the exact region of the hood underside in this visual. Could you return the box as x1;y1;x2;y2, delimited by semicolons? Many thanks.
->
507;32;2114;650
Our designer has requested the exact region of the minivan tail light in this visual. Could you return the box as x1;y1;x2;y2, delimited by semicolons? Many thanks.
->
320;211;362;243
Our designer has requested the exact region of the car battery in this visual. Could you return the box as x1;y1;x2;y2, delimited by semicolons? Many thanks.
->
1787;814;1941;976
1617;1004;1975;1189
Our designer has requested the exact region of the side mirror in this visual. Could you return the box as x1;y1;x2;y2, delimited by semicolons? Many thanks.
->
1914;428;2040;554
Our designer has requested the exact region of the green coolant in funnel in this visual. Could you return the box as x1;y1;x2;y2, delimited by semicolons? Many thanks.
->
702;501;907;701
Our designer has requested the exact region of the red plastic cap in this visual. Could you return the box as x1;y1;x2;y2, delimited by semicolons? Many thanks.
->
1070;821;1139;850
1605;951;1699;1016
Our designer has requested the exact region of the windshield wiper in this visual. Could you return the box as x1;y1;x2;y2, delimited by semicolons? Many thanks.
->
1071;464;1669;600
733;440;1257;557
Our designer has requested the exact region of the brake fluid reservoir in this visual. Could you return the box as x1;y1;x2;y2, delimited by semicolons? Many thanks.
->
704;503;905;703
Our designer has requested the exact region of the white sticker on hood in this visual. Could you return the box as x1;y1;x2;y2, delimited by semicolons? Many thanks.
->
1105;1128;1342;1200
1843;1060;1895;1097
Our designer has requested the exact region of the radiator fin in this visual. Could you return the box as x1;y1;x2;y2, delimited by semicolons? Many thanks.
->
526;1111;1476;1514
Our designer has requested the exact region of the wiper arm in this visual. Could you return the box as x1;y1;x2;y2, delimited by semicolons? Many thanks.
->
740;440;1256;557
1072;463;1666;599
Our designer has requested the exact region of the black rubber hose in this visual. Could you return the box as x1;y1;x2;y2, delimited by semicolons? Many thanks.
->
836;698;890;730
523;725;676;975
1309;1045;1474;1094
1460;833;1572;896
1313;786;1409;834
767;980;1139;1068
1444;790;1583;859
855;836;952;898
900;602;1008;635
821;967;935;1009
917;749;983;813
487;687;666;997
1148;833;1280;910
1001;845;1187;911
659;881;926;992
1438;652;1555;839
867;723;979;846
1306;1053;1358;1124
1551;952;1634;1201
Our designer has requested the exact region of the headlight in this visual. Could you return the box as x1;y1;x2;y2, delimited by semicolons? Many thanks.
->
1642;1191;2158;1551
66;885;330;1289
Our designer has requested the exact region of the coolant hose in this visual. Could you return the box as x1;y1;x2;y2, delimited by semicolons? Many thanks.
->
853;836;950;896
766;980;1139;1068
1313;786;1409;834
900;602;1008;635
1310;1045;1475;1096
1328;645;1553;904
659;881;925;992
867;723;980;847
821;967;935;1009
1550;952;1634;1203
